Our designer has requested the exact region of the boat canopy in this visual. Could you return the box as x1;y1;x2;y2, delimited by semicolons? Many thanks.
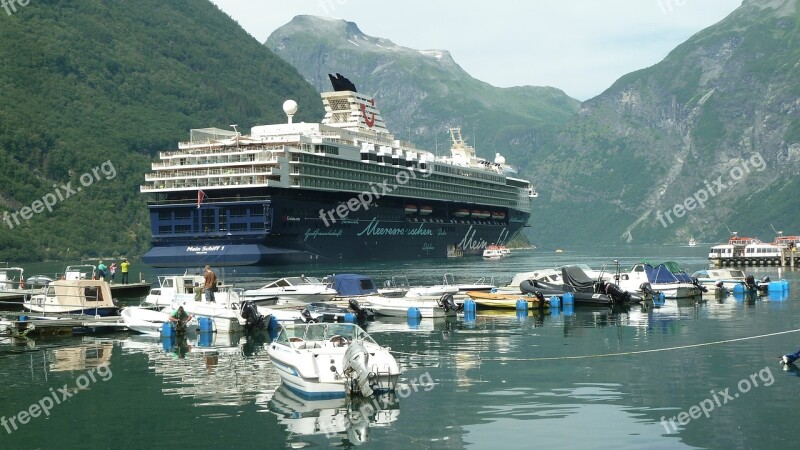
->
661;261;693;283
561;266;596;293
648;264;680;284
327;274;377;296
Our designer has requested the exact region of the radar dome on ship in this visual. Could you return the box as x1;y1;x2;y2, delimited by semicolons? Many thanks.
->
494;153;506;165
283;100;298;123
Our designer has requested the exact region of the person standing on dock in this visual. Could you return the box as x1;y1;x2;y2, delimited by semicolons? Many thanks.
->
97;261;107;280
109;262;117;284
194;282;202;302
120;258;130;284
203;265;217;302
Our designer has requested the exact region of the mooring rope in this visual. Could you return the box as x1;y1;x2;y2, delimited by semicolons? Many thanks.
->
389;328;800;361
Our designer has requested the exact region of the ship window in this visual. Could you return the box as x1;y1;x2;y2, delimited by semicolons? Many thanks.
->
230;223;247;232
251;222;264;231
174;210;191;220
158;210;172;220
159;225;172;235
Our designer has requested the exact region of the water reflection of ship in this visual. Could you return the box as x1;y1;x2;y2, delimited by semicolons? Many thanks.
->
267;384;399;445
119;331;281;407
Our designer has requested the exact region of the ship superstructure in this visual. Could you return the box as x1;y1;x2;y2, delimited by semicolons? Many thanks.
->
140;75;536;266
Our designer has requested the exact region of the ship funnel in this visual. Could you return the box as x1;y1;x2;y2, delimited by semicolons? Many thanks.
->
283;99;298;124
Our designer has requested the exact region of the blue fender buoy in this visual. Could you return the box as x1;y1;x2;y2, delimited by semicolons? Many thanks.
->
199;331;212;347
562;304;575;316
562;292;574;306
199;317;214;333
733;284;745;294
161;335;174;352
407;313;421;329
516;299;528;310
344;312;356;323
768;281;783;293
516;308;528;320
463;300;477;313
18;315;27;322
783;280;790;291
549;296;561;308
267;316;279;331
407;307;422;320
161;322;174;337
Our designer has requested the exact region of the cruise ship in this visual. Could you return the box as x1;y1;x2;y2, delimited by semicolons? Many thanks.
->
140;74;536;266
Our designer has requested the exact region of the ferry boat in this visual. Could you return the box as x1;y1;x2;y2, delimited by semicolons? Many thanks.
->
140;74;536;266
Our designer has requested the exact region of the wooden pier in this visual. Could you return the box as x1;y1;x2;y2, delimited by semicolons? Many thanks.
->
710;249;799;267
4;315;127;338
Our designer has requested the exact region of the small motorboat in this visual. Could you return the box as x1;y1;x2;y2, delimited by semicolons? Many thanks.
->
691;268;747;290
121;307;171;336
483;245;509;259
301;299;375;323
25;278;120;316
465;291;549;309
364;294;460;318
244;276;338;304
519;266;643;306
267;322;401;398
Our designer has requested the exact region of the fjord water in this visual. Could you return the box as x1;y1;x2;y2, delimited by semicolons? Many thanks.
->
2;245;800;449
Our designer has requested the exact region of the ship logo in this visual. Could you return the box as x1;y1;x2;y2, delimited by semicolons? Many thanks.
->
360;99;376;128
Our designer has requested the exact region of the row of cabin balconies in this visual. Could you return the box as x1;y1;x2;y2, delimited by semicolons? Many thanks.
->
140;175;274;191
164;143;296;158
145;167;277;181
152;152;281;169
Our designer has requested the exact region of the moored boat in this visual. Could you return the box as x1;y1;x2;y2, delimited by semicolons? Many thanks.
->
25;279;119;316
364;294;460;318
267;322;401;398
244;276;338;304
465;291;549;309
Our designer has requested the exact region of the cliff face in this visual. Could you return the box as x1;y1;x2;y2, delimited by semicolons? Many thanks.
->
539;0;800;244
266;15;580;170
267;3;800;246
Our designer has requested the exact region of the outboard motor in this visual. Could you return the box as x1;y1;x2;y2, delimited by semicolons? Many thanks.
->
344;341;377;396
604;282;631;303
759;276;771;293
691;277;708;293
437;293;463;313
532;291;547;310
300;307;316;324
349;298;375;322
239;300;266;331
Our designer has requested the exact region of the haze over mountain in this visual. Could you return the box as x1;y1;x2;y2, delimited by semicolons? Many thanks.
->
268;2;800;246
0;0;321;261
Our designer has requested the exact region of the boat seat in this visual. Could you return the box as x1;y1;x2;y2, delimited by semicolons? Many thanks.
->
288;337;306;349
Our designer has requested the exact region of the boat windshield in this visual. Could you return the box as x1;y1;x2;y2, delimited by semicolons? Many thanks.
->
275;323;375;344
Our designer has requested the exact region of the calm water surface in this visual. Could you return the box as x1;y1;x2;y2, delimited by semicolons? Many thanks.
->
2;246;799;449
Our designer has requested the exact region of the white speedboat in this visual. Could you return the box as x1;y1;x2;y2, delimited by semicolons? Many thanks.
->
268;322;401;398
244;276;338;304
483;245;509;259
144;272;206;307
691;268;746;290
25;279;119;316
614;263;700;299
121;307;172;336
0;266;25;292
364;295;458;318
442;273;495;292
688;237;697;247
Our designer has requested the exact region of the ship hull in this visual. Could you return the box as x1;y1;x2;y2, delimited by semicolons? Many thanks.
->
143;189;530;267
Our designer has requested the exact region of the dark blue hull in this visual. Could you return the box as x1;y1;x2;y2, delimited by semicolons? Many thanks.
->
143;189;530;267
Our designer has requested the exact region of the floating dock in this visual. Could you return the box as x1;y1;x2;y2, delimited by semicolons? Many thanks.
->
710;249;799;267
3;315;127;338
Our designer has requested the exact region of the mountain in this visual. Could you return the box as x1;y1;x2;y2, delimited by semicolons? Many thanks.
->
0;0;322;262
267;3;800;248
536;0;800;245
266;15;580;170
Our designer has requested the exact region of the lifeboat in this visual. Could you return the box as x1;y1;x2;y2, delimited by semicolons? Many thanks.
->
419;206;433;215
452;208;469;218
404;205;418;214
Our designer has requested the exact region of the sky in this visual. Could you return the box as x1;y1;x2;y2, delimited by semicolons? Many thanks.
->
210;0;744;101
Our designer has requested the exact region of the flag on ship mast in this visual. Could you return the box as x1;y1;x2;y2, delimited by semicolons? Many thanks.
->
197;190;205;209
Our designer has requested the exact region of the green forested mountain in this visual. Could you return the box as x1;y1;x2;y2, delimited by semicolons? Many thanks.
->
267;2;800;247
266;15;580;170
535;0;800;245
0;0;322;261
